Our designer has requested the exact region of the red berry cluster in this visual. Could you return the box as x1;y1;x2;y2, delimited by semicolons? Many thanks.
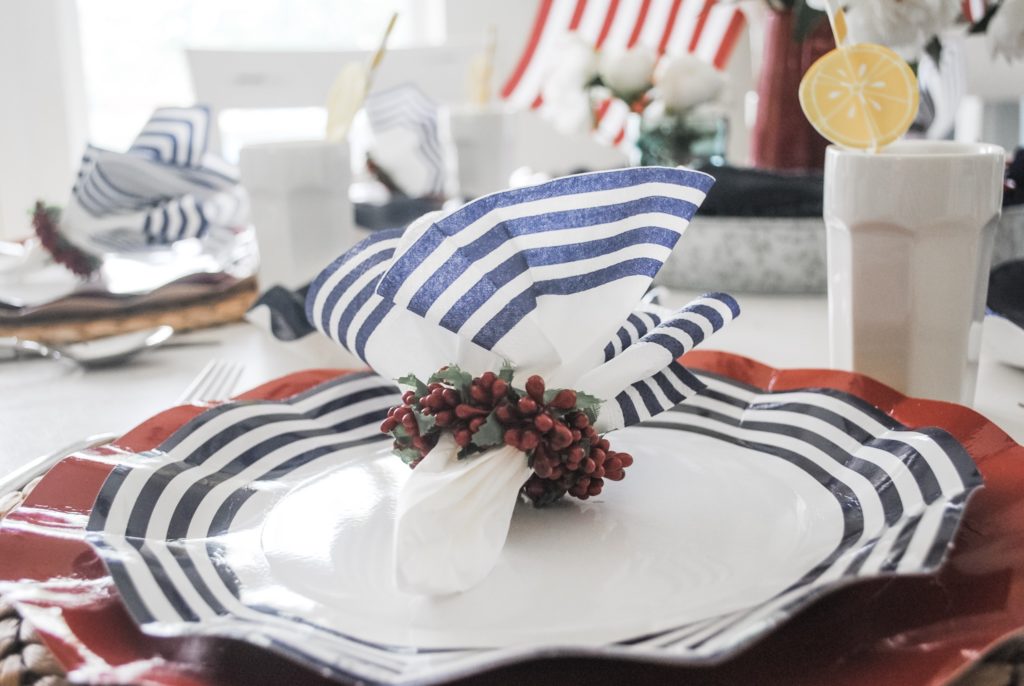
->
379;375;498;466
32;202;100;277
380;366;634;507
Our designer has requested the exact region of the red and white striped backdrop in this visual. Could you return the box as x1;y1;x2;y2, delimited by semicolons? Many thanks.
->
500;0;745;149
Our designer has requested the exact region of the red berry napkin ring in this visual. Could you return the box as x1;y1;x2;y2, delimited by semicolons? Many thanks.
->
380;365;633;507
32;202;100;277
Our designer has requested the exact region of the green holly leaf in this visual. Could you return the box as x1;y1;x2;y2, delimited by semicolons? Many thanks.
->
396;373;428;397
472;411;505;450
576;391;602;424
498;362;515;384
395;445;422;465
428;365;473;396
414;409;436;435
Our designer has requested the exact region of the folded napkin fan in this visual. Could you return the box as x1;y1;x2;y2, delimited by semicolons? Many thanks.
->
355;84;452;199
55;106;248;259
305;166;738;595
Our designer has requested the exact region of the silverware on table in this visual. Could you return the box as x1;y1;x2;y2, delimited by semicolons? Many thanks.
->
176;359;244;405
0;325;174;368
0;358;245;516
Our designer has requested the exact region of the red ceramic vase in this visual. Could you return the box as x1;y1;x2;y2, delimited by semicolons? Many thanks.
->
750;10;834;171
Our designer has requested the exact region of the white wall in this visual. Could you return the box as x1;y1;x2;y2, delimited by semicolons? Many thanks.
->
0;0;88;240
444;0;533;99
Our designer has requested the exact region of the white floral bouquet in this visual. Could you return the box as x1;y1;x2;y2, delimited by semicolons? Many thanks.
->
540;34;728;165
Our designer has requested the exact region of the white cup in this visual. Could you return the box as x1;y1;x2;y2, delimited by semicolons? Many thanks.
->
239;140;356;290
447;104;519;198
824;141;1005;404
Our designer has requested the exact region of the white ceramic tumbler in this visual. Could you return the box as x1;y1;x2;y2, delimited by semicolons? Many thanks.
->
447;104;518;199
824;141;1005;404
239;140;356;290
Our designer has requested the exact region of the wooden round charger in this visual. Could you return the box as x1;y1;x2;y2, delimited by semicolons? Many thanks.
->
0;280;259;345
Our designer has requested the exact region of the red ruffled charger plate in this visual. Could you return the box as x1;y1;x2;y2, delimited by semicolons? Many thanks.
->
1;351;1023;686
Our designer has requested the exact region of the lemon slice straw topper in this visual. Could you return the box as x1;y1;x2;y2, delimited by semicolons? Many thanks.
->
798;0;919;152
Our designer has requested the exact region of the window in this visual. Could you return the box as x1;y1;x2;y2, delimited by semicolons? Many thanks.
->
76;0;445;154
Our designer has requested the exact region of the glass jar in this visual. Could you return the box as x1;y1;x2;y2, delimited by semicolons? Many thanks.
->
637;105;728;168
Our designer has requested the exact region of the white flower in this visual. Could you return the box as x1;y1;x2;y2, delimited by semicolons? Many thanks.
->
652;53;726;112
539;33;599;134
641;97;667;127
545;32;599;89
598;45;657;99
844;0;960;59
540;84;593;135
989;0;1024;61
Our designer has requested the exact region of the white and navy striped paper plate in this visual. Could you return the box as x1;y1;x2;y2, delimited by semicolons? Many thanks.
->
85;364;981;685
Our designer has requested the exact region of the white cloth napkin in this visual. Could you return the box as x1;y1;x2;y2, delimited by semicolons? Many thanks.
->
63;106;248;253
305;166;738;595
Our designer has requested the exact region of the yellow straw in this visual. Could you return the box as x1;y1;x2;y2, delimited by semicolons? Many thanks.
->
821;0;848;47
820;0;884;151
365;11;399;96
470;25;497;105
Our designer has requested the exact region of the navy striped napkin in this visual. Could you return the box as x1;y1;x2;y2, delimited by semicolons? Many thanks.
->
306;166;737;430
63;106;248;251
360;84;449;198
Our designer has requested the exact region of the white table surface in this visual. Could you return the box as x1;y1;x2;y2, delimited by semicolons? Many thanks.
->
2;291;1023;478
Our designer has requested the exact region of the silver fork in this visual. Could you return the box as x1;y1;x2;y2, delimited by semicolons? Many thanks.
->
176;359;244;405
0;359;245;513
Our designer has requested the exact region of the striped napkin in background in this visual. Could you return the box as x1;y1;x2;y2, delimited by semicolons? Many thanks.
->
62;106;248;252
302;165;739;595
913;37;966;140
351;84;454;199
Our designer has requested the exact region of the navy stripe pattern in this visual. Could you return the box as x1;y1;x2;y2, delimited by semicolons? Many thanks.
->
363;84;446;198
302;228;464;382
85;368;982;685
129;106;211;167
306;168;719;389
580;292;741;431
374;168;712;357
69;106;244;246
246;285;315;341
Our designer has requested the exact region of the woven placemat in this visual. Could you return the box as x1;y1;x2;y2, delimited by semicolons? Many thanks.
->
0;279;259;345
0;600;68;686
0;476;1019;685
1;476;68;686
